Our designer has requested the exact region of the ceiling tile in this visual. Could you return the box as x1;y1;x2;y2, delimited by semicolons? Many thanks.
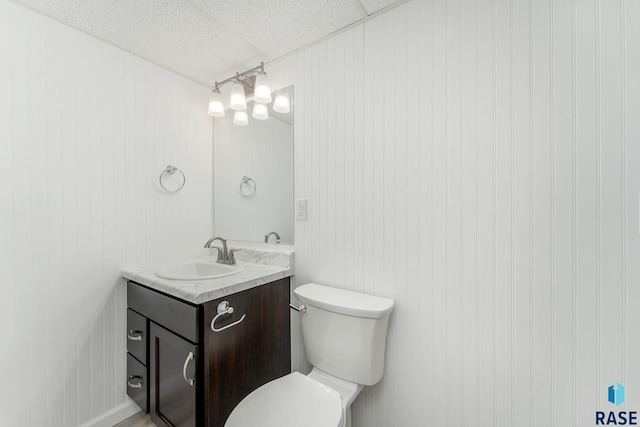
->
11;0;267;85
11;0;404;86
190;0;365;59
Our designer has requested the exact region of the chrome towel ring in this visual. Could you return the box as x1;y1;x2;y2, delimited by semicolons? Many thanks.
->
239;176;256;198
159;165;186;193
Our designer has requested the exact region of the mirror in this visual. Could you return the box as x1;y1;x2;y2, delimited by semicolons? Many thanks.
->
213;86;294;245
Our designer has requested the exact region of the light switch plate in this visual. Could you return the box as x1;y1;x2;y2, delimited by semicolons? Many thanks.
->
295;198;307;221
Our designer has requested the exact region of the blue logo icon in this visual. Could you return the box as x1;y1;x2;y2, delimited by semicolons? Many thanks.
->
609;383;626;406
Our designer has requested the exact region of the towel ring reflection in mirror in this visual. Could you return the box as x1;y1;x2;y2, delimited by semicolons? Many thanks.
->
159;165;186;193
239;176;256;198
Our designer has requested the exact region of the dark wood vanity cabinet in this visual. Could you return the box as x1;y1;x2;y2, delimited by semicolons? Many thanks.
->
203;280;291;424
126;277;291;427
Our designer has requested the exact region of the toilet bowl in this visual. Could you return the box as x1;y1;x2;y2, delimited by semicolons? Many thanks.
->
225;372;344;427
225;283;394;427
225;367;365;427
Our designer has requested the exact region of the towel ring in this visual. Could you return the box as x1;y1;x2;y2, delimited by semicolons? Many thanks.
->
159;165;186;193
239;176;256;198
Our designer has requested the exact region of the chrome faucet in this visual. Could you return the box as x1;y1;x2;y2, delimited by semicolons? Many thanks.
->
264;231;281;244
204;237;239;265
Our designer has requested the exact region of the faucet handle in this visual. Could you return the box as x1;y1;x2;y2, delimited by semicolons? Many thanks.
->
228;249;241;265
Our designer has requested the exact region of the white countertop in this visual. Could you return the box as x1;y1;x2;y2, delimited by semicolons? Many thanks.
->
121;246;294;304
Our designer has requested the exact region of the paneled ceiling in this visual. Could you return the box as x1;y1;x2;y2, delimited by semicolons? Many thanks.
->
11;0;404;87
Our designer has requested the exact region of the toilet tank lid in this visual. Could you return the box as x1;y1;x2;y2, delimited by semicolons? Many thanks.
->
294;284;394;319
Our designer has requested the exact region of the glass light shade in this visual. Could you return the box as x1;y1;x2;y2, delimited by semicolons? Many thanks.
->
233;110;249;126
229;81;247;111
252;103;269;120
207;90;225;117
273;89;290;113
253;72;272;104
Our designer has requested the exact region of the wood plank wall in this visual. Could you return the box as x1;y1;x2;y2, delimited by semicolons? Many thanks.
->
271;0;640;425
0;2;212;425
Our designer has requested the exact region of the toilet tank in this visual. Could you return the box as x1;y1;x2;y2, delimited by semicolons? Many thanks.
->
294;284;394;386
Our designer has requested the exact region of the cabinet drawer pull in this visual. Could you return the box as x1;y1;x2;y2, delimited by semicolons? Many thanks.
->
127;375;143;389
127;330;143;341
210;301;246;332
183;352;195;387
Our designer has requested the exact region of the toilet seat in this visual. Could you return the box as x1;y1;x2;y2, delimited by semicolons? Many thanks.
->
225;372;343;427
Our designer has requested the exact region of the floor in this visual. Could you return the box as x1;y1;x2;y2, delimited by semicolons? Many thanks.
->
113;411;155;427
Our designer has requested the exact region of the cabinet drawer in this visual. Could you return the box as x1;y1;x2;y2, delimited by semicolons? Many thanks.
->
128;281;200;343
127;353;149;413
127;309;148;364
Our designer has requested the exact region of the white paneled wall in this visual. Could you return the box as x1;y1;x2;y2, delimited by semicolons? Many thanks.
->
271;0;640;425
0;2;212;425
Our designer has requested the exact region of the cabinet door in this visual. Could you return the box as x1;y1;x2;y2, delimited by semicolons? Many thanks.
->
150;322;200;427
204;278;291;426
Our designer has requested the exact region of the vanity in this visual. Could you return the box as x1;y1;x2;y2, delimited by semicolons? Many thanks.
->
122;247;294;427
123;85;296;426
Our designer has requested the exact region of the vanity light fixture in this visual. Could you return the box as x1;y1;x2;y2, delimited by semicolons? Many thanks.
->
253;71;272;104
273;88;290;114
208;89;225;117
229;79;247;111
252;103;269;120
233;110;249;126
207;62;289;125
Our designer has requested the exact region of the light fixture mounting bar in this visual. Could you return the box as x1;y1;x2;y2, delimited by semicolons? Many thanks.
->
213;62;265;91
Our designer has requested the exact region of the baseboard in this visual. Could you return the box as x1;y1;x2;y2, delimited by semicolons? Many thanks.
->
78;398;141;427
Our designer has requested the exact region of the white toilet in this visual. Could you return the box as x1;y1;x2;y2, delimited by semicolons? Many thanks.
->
225;283;394;427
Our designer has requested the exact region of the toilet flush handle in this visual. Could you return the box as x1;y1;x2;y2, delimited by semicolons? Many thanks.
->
289;303;306;313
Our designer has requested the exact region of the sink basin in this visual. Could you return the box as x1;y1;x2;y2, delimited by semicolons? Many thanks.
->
155;260;244;281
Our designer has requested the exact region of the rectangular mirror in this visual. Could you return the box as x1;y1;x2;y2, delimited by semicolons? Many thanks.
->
213;86;294;244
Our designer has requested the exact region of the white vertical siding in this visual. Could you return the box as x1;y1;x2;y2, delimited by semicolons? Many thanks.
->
0;2;212;425
271;0;640;425
2;0;638;425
